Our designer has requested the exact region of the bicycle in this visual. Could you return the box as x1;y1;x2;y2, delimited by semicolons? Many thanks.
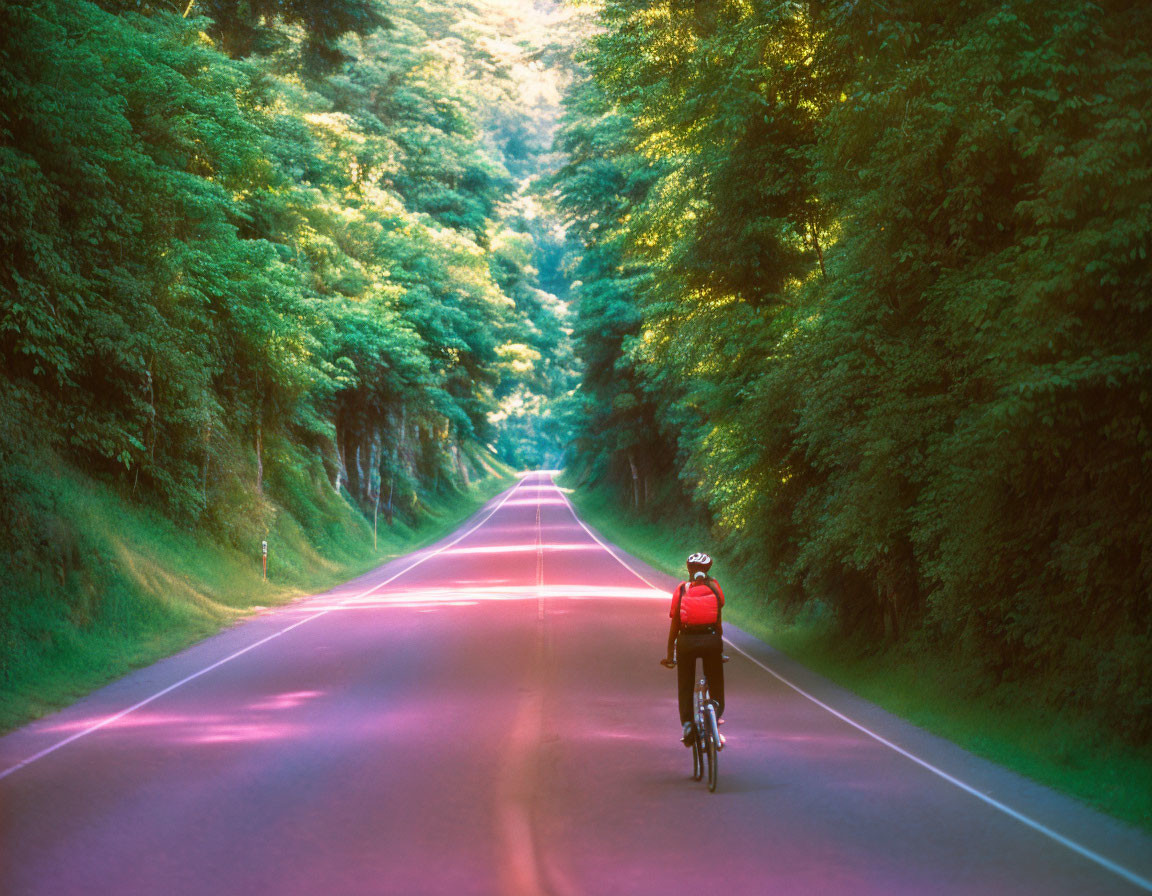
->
661;656;724;792
691;673;722;792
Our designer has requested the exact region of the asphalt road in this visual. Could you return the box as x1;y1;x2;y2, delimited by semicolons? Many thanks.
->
2;472;1150;895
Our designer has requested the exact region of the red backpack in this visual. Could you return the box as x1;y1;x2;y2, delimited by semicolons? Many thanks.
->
675;577;723;627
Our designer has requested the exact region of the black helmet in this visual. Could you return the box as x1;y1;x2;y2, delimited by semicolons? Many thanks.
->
686;552;712;579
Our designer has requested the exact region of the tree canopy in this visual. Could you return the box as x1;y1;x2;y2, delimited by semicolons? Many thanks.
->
555;0;1152;741
0;0;576;538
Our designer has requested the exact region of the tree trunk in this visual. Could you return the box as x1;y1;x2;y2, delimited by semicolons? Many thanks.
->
353;441;364;503
201;417;212;508
334;415;348;493
628;453;641;509
134;360;156;497
453;443;469;486
882;590;897;640
255;422;263;495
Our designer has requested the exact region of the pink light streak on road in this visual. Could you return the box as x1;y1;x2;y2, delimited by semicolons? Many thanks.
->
1;472;1150;895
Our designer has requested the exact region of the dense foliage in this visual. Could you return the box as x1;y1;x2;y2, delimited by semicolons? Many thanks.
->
557;0;1152;739
0;0;586;693
0;0;573;529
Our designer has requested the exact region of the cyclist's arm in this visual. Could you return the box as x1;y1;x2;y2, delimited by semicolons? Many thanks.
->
665;616;679;664
665;583;684;664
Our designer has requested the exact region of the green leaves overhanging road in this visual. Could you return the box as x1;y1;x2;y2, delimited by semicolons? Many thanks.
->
1;0;575;517
555;0;1152;742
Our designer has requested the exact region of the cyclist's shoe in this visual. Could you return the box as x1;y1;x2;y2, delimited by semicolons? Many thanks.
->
717;732;726;751
681;722;694;746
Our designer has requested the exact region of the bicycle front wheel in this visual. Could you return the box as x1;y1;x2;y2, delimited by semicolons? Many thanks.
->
692;731;704;781
706;733;718;792
703;702;720;792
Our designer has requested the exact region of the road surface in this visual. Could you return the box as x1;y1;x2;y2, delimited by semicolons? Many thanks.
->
2;472;1150;895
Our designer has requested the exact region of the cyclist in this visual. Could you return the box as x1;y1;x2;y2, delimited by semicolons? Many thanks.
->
661;552;725;745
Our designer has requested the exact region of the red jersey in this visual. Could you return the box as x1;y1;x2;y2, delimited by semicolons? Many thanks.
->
670;578;725;626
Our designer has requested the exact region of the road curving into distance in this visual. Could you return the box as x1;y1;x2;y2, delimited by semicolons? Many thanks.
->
2;472;1150;895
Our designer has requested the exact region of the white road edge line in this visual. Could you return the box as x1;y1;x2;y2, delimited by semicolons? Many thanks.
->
0;476;530;782
554;478;1152;894
555;483;663;592
726;642;1152;893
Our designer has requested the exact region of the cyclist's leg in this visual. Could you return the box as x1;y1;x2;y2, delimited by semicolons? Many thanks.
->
702;636;725;718
675;635;696;724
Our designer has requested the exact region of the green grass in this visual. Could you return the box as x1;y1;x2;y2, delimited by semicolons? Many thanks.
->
0;456;514;734
565;480;1152;833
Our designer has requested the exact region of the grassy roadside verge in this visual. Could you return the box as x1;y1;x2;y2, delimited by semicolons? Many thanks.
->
0;458;515;735
565;480;1152;832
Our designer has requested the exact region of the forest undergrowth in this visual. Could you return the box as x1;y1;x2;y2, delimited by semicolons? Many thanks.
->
0;443;513;735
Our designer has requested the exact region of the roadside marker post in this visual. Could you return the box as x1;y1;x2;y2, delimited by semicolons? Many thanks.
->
261;539;268;581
